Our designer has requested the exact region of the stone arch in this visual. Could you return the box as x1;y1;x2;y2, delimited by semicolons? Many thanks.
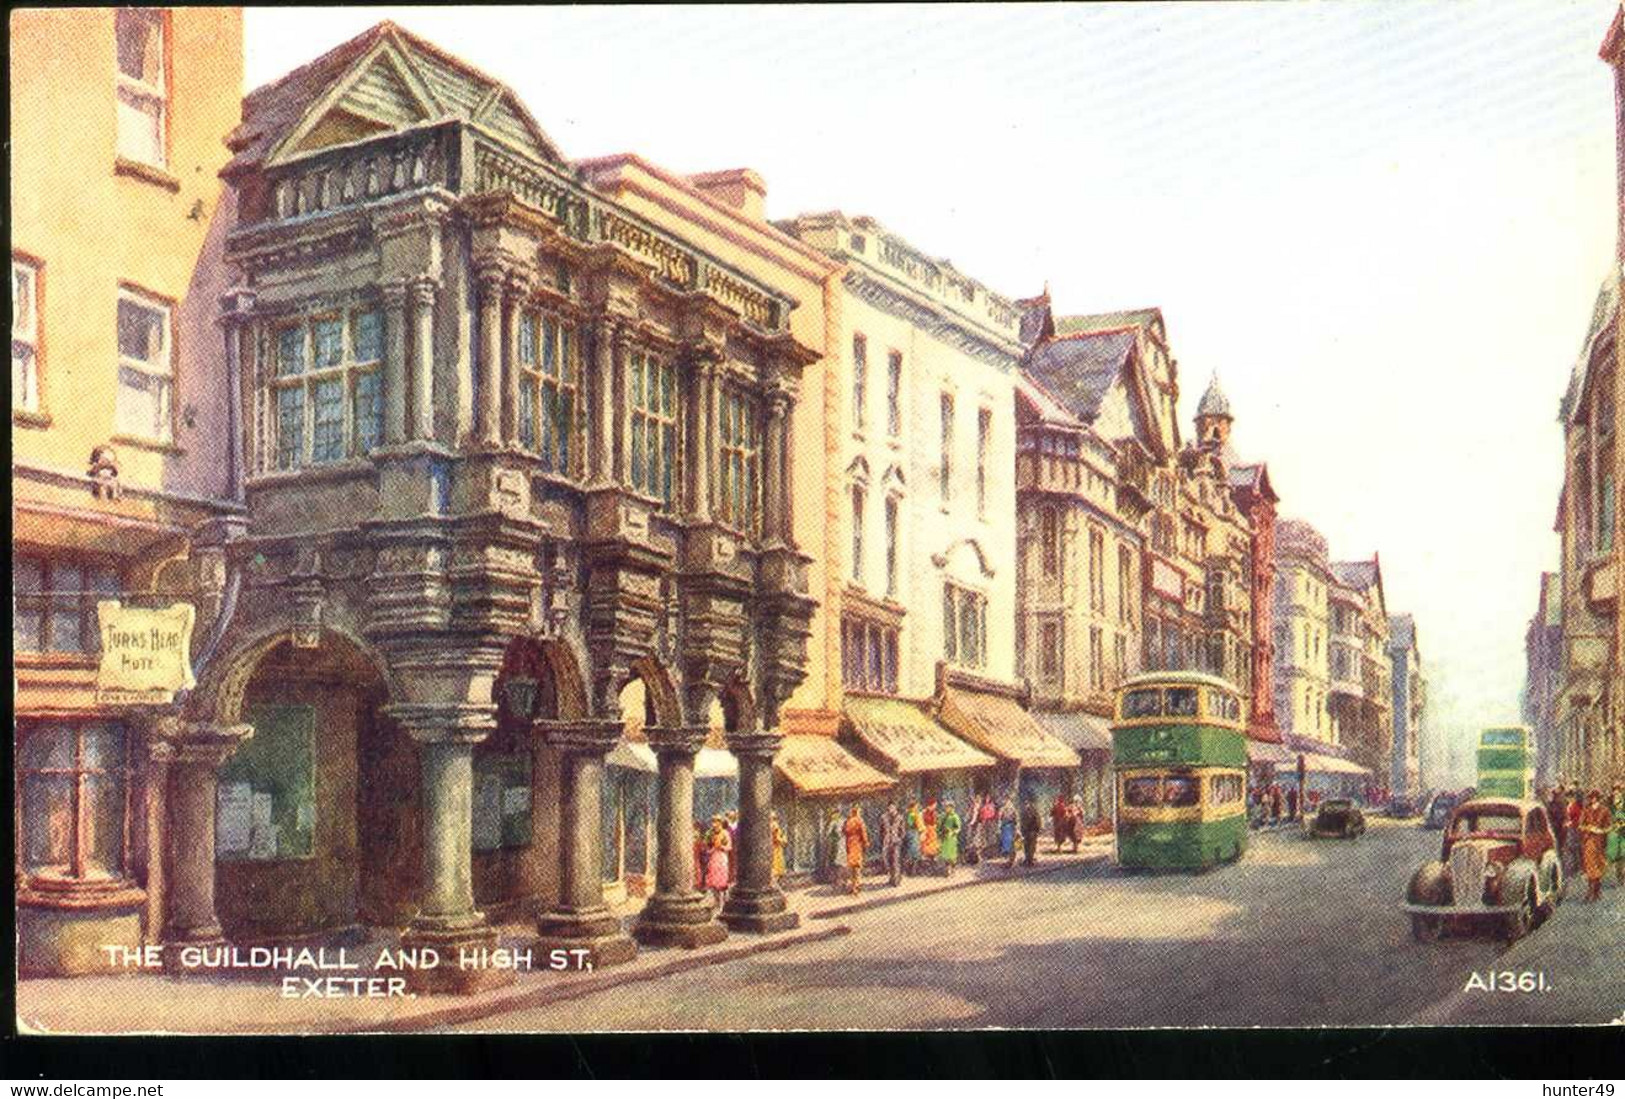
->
497;634;590;722
204;623;398;727
627;654;682;729
932;536;996;581
717;678;757;734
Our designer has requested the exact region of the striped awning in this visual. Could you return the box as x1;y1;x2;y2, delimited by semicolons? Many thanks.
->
773;734;896;797
937;686;1081;770
1292;751;1370;777
1033;710;1113;753
606;741;739;779
1247;740;1296;766
843;695;995;774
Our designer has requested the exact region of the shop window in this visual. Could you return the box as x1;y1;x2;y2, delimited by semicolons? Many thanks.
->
516;312;579;476
217;704;315;861
473;751;532;851
268;307;385;469
629;349;676;507
115;9;167;167
17;723;130;883
13;555;121;654
717;388;760;535
13;257;40;412
115;288;173;443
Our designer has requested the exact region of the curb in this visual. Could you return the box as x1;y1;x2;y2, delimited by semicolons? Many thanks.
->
336;922;853;1033
808;849;1108;920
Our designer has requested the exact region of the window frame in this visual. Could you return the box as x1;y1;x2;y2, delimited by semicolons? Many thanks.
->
628;348;678;509
883;494;899;598
266;305;385;470
938;391;955;504
886;350;902;437
114;8;170;170
516;311;581;478
716;385;761;537
13;553;123;657
16;722;133;885
976;406;992;518
850;484;866;586
851;333;867;433
12;254;42;415
114;284;176;445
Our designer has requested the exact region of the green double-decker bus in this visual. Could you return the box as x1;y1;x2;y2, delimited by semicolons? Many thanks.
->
1476;726;1534;799
1111;672;1249;871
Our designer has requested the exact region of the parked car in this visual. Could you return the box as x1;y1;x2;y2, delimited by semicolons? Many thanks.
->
1386;795;1419;819
1423;792;1460;829
1402;798;1564;943
1306;798;1366;839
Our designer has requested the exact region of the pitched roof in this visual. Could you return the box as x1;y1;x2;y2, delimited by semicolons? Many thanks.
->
1331;559;1380;591
1016;372;1086;428
1016;289;1054;346
1197;374;1232;418
1054;307;1163;338
1021;327;1138;424
225;21;564;177
1602;4;1624;64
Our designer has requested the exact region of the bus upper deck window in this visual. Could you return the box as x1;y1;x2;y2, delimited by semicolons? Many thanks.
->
1123;689;1162;719
1163;776;1200;807
1166;688;1198;716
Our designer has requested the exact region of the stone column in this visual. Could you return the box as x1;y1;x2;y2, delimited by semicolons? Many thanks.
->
719;730;798;933
476;263;505;447
762;391;791;547
502;271;527;446
615;328;634;487
143;737;175;946
633;725;727;947
535;718;637;966
384;703;510;994
383;280;410;446
589;317;616;487
410;277;438;442
690;360;713;523
162;724;251;953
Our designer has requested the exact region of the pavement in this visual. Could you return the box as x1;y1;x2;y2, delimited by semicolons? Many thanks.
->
14;842;1107;1035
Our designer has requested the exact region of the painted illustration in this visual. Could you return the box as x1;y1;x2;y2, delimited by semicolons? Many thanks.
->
12;4;1624;1034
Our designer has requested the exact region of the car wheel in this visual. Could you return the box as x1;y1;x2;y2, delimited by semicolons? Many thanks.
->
1411;914;1442;943
1504;883;1535;943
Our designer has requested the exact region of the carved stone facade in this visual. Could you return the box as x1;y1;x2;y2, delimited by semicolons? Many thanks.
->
191;23;818;974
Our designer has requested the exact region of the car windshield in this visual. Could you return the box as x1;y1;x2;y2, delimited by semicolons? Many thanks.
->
1481;730;1524;747
1451;809;1520;836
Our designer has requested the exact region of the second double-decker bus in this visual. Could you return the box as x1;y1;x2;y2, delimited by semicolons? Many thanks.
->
1476;726;1535;800
1111;671;1250;871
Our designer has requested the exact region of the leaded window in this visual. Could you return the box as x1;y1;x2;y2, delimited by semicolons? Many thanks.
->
944;582;987;669
517;312;579;475
17;723;130;883
267;306;384;469
851;334;867;431
629;349;676;507
717;389;760;534
14;555;122;654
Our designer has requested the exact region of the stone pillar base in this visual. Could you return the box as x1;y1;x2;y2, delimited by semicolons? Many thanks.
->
634;892;729;949
536;907;637;968
719;887;800;934
399;922;515;995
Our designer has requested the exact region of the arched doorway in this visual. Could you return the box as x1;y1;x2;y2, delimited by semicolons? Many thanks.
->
213;631;395;938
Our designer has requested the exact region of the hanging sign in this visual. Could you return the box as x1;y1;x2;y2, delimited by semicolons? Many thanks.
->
95;601;197;705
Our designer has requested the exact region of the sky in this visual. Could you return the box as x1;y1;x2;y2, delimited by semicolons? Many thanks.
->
245;3;1621;784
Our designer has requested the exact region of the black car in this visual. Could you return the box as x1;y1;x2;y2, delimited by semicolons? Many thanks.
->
1423;792;1460;830
1306;798;1366;839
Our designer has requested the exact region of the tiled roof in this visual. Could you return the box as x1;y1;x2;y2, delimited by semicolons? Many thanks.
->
1197;374;1232;418
1054;307;1163;338
1331;560;1379;590
1021;328;1137;424
1016;372;1086;428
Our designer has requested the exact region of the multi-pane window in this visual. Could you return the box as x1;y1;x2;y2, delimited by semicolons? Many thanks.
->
850;486;866;585
629;350;676;507
717;389;760;534
942;582;987;668
1089;627;1105;691
269;307;384;469
115;9;167;167
1114;633;1129;686
12;258;39;411
14;555;122;654
17;724;130;883
851;334;867;431
841;615;900;694
1117;546;1133;624
517;312;578;475
1040;620;1061;682
1089;529;1105;613
883;496;899;597
1041;508;1059;577
116;288;172;443
976;407;992;517
939;392;954;503
886;351;902;437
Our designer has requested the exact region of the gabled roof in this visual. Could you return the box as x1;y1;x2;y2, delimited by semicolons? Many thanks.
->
225;21;566;177
1016;288;1054;346
1016;372;1086;429
1228;461;1278;505
1054;307;1164;340
1331;560;1379;590
1021;327;1138;425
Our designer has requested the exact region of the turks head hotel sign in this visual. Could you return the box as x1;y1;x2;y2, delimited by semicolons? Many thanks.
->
9;3;1625;1045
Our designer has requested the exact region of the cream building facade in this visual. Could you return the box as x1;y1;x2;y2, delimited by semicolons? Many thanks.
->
1272;518;1334;746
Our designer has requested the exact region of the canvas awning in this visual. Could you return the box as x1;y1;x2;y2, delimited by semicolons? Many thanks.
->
1033;711;1113;754
842;695;995;774
1291;751;1370;777
1247;740;1296;766
773;734;895;797
937;686;1081;770
606;741;739;779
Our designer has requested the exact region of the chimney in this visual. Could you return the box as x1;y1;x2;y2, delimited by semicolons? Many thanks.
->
688;168;767;222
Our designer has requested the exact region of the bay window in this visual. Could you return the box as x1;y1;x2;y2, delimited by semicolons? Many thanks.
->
14;554;122;654
268;306;385;469
17;723;131;885
517;311;578;475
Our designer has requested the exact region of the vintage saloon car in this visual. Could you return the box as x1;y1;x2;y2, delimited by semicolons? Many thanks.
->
1402;799;1563;942
1306;798;1366;839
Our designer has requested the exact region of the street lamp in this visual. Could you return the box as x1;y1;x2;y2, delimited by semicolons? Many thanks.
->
502;674;539;721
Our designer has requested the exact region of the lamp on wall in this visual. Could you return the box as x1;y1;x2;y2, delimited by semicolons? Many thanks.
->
502;674;539;721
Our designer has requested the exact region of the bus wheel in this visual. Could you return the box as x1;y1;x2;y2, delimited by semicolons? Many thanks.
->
1411;914;1442;943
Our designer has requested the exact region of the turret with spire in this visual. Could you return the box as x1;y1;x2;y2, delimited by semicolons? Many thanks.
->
1195;373;1233;452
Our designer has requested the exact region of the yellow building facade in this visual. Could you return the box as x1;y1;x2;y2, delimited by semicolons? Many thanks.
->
12;7;245;974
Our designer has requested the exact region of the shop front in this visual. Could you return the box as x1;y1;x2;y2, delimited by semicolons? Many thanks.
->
605;739;739;900
935;673;1081;816
1033;710;1113;824
771;734;895;884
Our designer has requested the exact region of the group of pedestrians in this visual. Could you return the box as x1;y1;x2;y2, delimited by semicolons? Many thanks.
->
1542;781;1625;902
1250;784;1301;825
692;809;790;908
1048;795;1091;853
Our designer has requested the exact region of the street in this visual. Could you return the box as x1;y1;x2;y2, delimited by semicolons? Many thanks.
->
453;819;1624;1030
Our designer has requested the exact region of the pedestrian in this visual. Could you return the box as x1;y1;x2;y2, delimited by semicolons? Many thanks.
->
1286;786;1299;821
1578;790;1612;902
880;801;905;887
843;803;870;896
920;799;941;870
1563;789;1584;876
770;810;787;885
1610;783;1625;887
979;794;998;861
726;810;740;886
1051;795;1069;852
827;812;846;891
704;815;732;908
1548;785;1568;853
1270;785;1283;824
939;800;962;877
1069;794;1086;852
904;798;923;875
1020;799;1041;867
999;798;1018;864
